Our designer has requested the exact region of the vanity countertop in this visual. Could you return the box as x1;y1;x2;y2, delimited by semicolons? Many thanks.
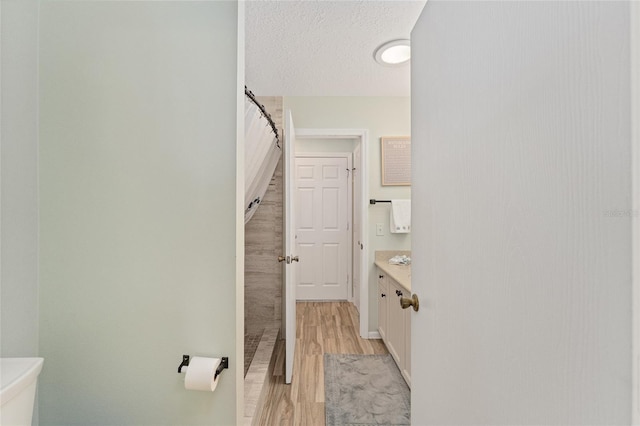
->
374;250;411;292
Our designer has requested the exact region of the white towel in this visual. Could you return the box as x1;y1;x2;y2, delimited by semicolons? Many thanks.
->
390;199;411;233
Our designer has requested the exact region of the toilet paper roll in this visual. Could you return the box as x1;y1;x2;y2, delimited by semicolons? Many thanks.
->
184;356;221;392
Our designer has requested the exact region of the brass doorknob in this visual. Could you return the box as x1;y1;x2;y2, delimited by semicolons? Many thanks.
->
278;256;287;263
400;294;419;312
291;256;299;262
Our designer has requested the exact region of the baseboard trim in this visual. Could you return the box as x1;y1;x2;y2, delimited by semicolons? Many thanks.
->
368;331;381;339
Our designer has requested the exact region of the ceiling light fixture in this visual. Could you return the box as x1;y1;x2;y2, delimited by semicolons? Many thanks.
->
373;39;411;66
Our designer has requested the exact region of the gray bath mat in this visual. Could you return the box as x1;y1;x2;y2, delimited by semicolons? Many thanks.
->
324;354;410;425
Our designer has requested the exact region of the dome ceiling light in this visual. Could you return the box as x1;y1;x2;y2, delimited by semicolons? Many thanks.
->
373;39;411;67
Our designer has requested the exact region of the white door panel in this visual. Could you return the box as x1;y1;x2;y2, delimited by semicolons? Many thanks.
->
297;242;316;287
295;156;349;300
322;243;339;284
411;2;633;424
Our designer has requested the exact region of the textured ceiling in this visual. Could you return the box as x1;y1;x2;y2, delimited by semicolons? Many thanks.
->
245;0;427;97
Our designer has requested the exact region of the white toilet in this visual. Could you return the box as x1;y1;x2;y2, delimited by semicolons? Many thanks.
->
1;358;44;426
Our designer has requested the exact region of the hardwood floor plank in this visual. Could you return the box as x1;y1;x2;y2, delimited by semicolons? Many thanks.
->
320;313;338;339
297;354;324;403
370;338;389;354
323;338;339;354
258;370;294;425
300;325;323;355
294;402;325;426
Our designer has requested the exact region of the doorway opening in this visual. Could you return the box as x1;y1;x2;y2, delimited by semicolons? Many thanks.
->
294;128;369;338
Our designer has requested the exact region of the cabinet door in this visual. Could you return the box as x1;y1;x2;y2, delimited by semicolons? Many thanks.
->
377;270;388;341
387;280;405;367
403;307;411;387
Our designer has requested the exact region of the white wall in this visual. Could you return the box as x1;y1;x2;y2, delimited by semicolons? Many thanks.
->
295;138;356;153
38;2;241;424
412;1;632;424
633;3;640;423
0;0;40;358
283;97;410;333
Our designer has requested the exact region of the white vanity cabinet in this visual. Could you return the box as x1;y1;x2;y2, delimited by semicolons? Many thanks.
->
403;306;411;387
377;273;388;342
376;266;411;387
386;278;404;368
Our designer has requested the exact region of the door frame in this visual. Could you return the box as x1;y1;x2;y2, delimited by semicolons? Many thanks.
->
352;142;363;313
294;152;353;301
632;1;640;422
295;128;370;338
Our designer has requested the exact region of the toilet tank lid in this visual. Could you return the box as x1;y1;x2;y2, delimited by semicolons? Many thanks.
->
1;358;44;406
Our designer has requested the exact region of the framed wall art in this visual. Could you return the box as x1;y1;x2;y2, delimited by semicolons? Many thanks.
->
381;136;411;186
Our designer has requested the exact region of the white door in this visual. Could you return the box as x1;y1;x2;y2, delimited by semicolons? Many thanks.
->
284;110;297;384
352;144;361;311
411;2;632;425
295;156;350;300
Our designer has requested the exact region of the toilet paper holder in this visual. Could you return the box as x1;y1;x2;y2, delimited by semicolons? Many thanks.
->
178;354;229;379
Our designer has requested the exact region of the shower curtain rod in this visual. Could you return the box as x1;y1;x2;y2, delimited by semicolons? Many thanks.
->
245;86;280;148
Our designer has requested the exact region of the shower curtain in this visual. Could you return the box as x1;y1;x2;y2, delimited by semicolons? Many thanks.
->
244;89;281;224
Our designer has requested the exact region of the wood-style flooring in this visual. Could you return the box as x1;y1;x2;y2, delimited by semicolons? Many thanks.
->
256;301;388;425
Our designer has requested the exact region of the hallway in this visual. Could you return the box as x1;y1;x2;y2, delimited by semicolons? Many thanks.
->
257;302;388;425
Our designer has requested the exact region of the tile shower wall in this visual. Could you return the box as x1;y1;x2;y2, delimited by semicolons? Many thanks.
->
245;96;283;334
